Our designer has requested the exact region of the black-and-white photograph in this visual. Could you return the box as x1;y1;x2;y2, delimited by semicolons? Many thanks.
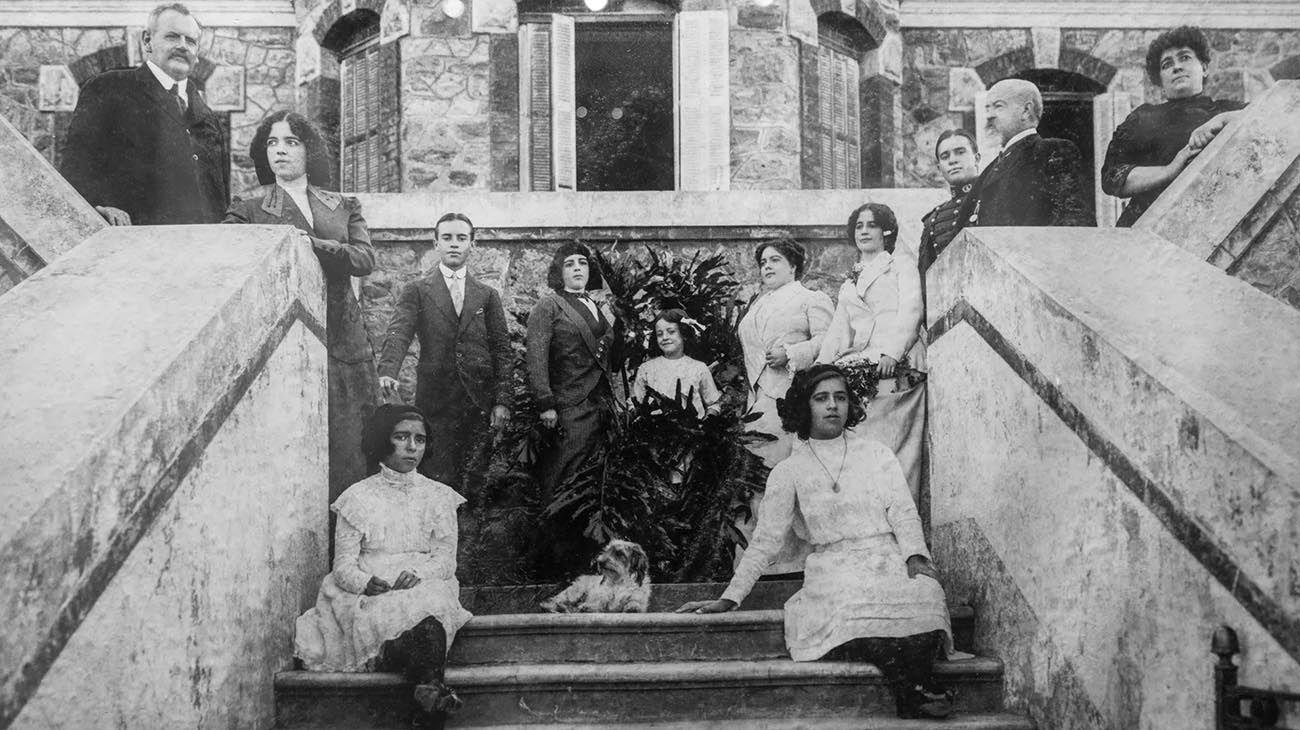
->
0;0;1297;728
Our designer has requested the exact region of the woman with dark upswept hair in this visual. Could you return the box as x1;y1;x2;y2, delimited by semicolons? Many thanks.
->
817;202;927;504
295;404;471;730
1101;26;1246;226
678;365;954;720
734;238;834;575
223;110;378;503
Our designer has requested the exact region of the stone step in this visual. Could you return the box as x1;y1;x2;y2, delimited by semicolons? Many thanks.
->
275;657;1005;728
447;716;1035;730
460;581;806;614
449;607;976;665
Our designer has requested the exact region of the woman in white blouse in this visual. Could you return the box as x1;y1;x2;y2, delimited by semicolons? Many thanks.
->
678;365;953;719
295;404;471;730
736;238;834;574
817;203;927;503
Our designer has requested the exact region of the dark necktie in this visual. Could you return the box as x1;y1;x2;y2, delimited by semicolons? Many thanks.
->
170;83;187;114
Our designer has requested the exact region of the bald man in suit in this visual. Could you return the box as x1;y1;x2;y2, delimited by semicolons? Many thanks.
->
61;3;227;226
960;79;1094;229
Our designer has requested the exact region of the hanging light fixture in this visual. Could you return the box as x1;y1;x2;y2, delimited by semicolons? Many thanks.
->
442;0;466;18
584;0;609;11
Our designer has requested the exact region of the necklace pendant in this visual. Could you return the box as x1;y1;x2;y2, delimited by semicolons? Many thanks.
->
831;482;840;493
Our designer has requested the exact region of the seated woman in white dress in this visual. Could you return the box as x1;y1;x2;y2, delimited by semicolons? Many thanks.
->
678;364;953;719
817;203;927;504
295;404;472;730
631;308;721;418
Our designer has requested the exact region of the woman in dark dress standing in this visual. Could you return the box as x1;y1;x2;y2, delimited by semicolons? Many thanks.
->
224;111;378;502
1101;26;1245;227
524;243;616;575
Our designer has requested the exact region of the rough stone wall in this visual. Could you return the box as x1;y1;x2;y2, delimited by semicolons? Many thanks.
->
401;34;493;190
0;27;128;163
730;9;802;191
0;26;295;198
897;27;1300;188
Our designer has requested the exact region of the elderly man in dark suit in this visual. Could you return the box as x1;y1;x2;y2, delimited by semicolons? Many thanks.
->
378;213;513;492
61;3;227;226
960;79;1094;229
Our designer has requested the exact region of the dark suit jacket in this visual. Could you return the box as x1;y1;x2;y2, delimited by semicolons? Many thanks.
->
961;133;1094;228
61;64;228;225
525;292;615;411
378;269;513;415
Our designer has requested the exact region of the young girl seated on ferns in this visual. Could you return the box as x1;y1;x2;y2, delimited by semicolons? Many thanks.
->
631;308;722;419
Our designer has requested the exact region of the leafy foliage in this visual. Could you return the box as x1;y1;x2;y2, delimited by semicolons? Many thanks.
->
535;244;772;581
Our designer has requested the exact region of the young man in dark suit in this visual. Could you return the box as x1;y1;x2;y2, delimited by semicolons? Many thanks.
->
960;78;1094;229
378;213;513;492
60;3;228;226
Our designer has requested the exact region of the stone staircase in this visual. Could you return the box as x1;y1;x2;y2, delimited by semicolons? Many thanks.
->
274;582;1033;729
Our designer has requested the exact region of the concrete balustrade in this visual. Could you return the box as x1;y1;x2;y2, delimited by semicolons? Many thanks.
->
0;114;105;297
1137;80;1300;310
925;225;1300;730
0;225;331;729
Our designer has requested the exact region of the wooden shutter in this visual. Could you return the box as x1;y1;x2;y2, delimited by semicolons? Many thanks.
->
674;11;729;191
340;39;401;193
518;16;574;192
1093;92;1131;227
551;15;576;191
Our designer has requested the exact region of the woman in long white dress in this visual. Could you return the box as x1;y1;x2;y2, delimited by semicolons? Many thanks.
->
679;364;953;719
295;404;472;729
817;203;927;503
736;238;834;574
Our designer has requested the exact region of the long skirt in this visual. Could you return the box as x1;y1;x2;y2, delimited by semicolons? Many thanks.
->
784;535;950;662
858;376;926;505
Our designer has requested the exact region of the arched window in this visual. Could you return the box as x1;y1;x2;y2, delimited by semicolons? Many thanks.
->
802;13;875;189
322;10;401;193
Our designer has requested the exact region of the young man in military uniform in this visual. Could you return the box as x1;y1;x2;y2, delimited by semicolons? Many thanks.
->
918;129;981;305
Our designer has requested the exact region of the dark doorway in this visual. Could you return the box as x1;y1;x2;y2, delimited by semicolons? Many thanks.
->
575;23;674;191
1011;69;1104;210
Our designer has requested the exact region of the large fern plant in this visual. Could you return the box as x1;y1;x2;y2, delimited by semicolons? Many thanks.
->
533;245;772;582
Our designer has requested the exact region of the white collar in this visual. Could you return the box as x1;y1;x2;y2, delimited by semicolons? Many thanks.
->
145;60;188;96
1001;127;1038;152
439;262;466;279
378;463;415;488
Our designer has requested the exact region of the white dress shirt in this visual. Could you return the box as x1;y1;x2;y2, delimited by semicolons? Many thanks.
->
145;60;188;109
564;287;599;318
441;263;467;313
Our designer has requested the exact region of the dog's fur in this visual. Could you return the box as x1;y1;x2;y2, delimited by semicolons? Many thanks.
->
540;540;652;613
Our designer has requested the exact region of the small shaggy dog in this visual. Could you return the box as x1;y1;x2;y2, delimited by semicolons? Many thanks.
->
540;540;652;613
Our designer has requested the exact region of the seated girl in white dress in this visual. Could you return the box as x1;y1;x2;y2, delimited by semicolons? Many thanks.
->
295;404;472;730
631;308;721;419
677;364;953;719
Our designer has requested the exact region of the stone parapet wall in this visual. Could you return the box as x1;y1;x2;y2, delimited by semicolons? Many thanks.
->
0;112;103;297
0;225;331;729
1136;80;1300;310
926;226;1300;730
